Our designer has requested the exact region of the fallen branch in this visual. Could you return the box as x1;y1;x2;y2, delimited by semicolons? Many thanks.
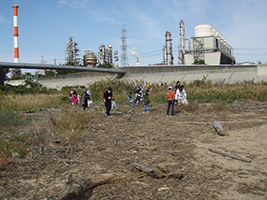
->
132;163;154;173
132;163;184;179
57;172;147;200
58;162;185;199
209;148;251;163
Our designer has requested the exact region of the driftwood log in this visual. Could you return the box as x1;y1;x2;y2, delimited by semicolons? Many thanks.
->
57;163;184;200
57;172;147;200
209;148;251;163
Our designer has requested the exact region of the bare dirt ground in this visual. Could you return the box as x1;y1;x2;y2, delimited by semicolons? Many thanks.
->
1;101;267;200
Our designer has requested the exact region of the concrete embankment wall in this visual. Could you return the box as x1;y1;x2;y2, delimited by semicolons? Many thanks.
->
121;64;264;85
6;64;267;89
122;65;256;74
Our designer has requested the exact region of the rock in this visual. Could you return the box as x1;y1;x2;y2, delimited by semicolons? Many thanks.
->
124;114;132;120
213;121;225;136
12;152;21;159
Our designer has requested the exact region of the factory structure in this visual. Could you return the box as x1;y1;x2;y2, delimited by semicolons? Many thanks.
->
64;37;119;68
162;20;235;65
82;44;119;68
163;31;174;65
178;19;235;65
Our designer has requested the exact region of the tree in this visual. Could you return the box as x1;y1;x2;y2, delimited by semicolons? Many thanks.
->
193;59;205;64
97;62;114;69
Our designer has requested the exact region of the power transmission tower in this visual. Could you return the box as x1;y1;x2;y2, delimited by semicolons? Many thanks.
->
120;25;129;67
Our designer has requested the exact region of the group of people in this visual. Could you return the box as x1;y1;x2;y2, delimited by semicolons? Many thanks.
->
166;81;188;116
128;84;151;113
70;88;91;111
70;81;187;117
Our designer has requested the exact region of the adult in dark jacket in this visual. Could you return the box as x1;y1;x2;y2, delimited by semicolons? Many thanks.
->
81;89;91;110
103;87;113;116
143;90;150;113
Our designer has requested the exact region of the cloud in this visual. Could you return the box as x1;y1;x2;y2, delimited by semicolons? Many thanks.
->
129;47;139;58
58;0;87;8
91;11;115;23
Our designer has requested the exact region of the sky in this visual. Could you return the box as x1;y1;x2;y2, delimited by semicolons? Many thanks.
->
0;0;267;73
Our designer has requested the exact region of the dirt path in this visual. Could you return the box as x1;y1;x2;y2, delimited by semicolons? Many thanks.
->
0;101;267;199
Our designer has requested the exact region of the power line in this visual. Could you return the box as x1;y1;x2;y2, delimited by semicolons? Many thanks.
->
235;54;267;55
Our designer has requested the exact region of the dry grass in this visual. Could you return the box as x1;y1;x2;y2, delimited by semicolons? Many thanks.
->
0;94;66;111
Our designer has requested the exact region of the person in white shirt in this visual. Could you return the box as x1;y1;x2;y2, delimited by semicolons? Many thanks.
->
175;85;188;105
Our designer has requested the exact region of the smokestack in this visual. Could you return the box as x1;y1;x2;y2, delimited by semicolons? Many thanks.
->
136;59;139;66
13;5;19;63
179;19;185;64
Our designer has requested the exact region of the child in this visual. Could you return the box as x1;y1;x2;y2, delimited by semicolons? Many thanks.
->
134;85;143;107
143;90;150;113
128;92;134;107
71;90;78;111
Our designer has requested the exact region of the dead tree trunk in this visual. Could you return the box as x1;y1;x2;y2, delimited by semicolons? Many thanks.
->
57;163;184;200
57;172;147;200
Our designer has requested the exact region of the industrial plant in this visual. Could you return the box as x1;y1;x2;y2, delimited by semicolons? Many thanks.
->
8;3;237;79
64;37;119;68
161;20;236;66
178;19;235;65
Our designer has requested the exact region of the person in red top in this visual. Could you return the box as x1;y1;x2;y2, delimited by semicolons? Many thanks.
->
103;87;113;116
166;86;175;116
71;90;78;111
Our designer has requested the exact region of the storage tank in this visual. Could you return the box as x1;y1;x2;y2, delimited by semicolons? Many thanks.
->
83;49;97;67
194;24;213;37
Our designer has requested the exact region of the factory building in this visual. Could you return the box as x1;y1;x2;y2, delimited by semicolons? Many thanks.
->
179;20;235;65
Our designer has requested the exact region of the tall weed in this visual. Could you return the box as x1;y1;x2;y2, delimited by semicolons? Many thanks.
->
48;111;94;144
0;94;66;111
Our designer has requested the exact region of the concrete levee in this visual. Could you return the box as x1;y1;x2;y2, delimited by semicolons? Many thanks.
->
121;64;261;84
5;64;267;89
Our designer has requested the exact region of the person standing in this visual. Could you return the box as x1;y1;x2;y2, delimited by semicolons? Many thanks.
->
81;89;91;111
143;90;150;113
166;86;175;116
134;85;142;107
71;90;78;111
175;85;188;105
103;87;113;116
174;81;181;105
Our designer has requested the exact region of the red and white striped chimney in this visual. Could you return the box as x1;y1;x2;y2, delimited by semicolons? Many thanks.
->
13;5;19;63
